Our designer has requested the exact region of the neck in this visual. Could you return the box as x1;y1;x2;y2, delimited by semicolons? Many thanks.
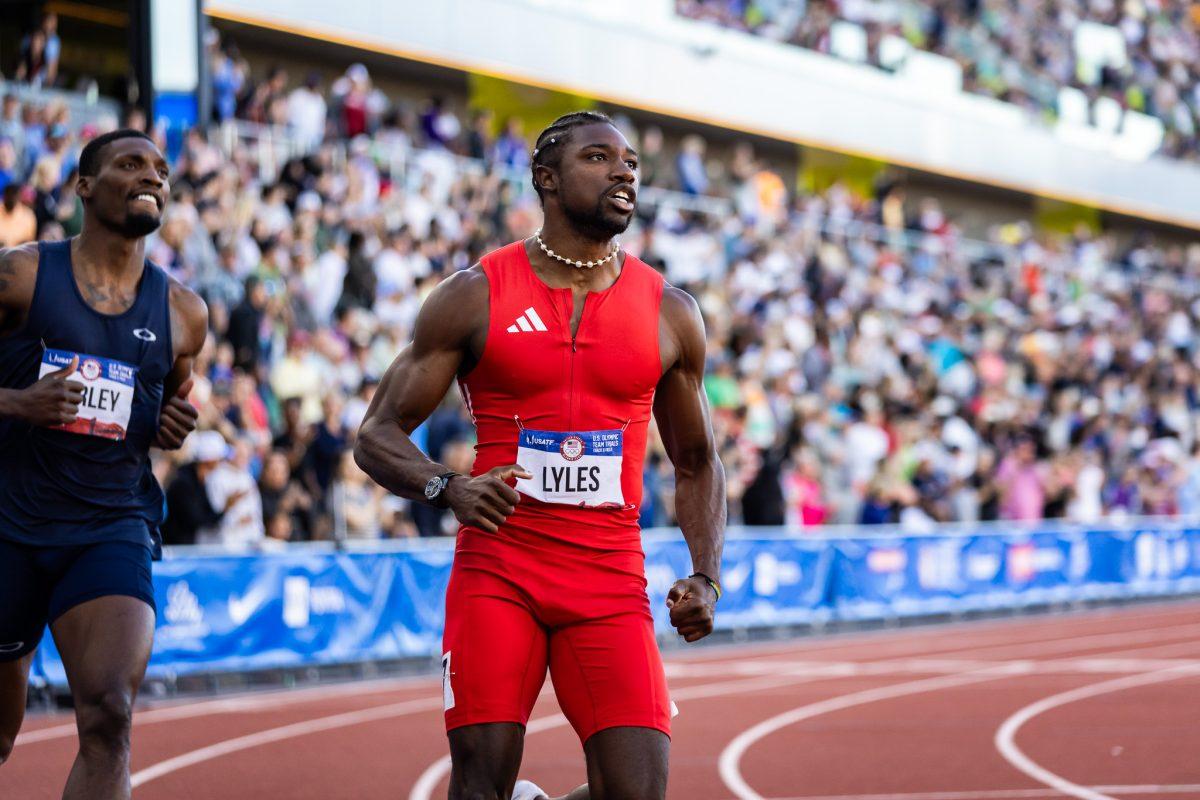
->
538;216;618;264
74;217;146;279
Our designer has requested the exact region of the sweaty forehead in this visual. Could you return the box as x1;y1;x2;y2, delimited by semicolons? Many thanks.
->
566;123;632;153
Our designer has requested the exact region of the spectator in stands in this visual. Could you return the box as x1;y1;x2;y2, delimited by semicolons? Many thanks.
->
420;96;461;149
209;36;247;123
0;96;24;163
331;452;385;539
0;184;36;246
491;116;530;169
0;139;19;192
996;434;1047;522
333;63;382;138
259;449;314;541
161;431;250;546
197;437;265;547
676;134;709;194
30;156;60;236
16;29;50;88
288;71;328;151
466;108;494;161
227;275;268;373
338;230;376;311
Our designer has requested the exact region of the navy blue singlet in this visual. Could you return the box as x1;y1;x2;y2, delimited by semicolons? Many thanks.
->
0;239;173;550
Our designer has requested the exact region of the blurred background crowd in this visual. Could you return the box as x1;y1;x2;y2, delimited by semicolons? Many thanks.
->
3;21;1200;548
678;0;1200;161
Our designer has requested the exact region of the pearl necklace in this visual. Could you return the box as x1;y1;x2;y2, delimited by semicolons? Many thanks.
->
534;231;619;270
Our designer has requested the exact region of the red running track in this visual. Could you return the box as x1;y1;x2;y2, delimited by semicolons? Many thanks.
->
4;600;1200;799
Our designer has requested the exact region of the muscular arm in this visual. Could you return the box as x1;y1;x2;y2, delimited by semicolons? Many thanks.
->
354;268;487;502
153;280;209;449
655;286;726;582
0;245;47;419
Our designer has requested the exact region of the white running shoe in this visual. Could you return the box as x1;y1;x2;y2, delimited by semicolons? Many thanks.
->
512;779;549;800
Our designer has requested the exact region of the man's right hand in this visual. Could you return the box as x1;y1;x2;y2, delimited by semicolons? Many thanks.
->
445;464;532;533
20;355;83;427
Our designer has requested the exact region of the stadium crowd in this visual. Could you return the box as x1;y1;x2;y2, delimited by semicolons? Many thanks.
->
677;0;1200;161
2;47;1200;546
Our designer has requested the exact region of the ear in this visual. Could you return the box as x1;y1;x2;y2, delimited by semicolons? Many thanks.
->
75;174;93;202
533;163;557;198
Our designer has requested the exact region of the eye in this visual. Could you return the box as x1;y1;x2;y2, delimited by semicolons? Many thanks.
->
626;160;638;169
589;153;605;161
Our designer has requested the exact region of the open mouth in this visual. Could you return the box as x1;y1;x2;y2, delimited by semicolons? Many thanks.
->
608;187;635;213
129;192;161;210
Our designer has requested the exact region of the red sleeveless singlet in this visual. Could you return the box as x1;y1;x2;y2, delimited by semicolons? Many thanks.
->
457;240;665;538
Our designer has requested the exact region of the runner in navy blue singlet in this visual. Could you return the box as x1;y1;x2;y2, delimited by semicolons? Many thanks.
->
0;130;208;800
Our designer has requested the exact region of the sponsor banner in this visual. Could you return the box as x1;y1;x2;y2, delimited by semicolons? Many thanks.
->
30;525;1200;686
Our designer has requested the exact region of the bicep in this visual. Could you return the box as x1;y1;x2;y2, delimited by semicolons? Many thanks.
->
361;272;481;434
165;288;209;399
654;288;716;467
366;341;464;434
0;246;38;331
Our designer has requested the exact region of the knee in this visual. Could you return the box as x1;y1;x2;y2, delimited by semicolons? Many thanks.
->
75;689;133;750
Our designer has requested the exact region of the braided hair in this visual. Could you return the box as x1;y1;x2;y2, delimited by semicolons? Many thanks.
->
530;110;614;205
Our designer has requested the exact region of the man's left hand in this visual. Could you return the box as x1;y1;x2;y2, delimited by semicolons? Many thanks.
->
155;378;198;449
666;576;717;643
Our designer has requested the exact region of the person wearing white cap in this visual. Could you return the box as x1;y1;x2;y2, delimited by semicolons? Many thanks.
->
160;431;249;546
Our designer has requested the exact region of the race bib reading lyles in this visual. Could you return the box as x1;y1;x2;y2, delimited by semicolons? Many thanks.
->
514;428;626;508
38;348;137;441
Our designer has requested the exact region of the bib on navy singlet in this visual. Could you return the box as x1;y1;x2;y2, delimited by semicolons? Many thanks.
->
0;240;173;550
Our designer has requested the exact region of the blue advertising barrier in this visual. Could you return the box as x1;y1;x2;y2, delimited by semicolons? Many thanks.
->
31;522;1200;687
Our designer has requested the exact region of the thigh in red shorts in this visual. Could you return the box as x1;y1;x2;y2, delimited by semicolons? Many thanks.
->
441;548;671;743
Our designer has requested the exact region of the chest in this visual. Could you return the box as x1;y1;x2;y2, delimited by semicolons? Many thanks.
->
480;284;662;403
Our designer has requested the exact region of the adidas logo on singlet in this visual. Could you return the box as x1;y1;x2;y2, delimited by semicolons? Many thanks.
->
506;307;548;333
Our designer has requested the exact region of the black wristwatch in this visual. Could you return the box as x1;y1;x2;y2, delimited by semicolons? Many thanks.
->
423;471;459;508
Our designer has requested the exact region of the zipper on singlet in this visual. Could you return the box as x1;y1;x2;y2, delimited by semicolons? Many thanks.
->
567;293;585;430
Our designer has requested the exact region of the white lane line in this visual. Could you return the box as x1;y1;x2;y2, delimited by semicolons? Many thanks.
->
15;674;435;747
762;785;1200;800
408;670;840;800
718;666;1021;800
666;658;1200;679
129;696;442;788
993;664;1200;800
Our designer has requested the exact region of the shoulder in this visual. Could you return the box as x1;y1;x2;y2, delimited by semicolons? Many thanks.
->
661;283;704;334
0;242;41;309
0;242;39;274
166;274;209;352
411;265;489;348
422;264;489;313
660;283;706;372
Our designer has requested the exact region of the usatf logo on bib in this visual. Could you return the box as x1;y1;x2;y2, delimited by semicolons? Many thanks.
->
39;348;137;441
515;428;625;508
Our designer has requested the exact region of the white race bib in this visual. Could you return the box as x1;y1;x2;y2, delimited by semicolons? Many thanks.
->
514;428;626;508
39;348;137;441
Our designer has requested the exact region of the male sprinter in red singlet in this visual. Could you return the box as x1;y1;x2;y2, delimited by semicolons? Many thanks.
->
0;130;207;799
356;110;725;799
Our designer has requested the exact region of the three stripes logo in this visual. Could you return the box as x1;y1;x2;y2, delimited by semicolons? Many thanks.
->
506;307;548;333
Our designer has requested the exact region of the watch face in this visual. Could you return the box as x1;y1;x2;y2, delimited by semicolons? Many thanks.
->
424;476;442;500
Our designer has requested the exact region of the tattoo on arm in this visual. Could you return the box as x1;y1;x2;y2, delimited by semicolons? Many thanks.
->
0;259;16;292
